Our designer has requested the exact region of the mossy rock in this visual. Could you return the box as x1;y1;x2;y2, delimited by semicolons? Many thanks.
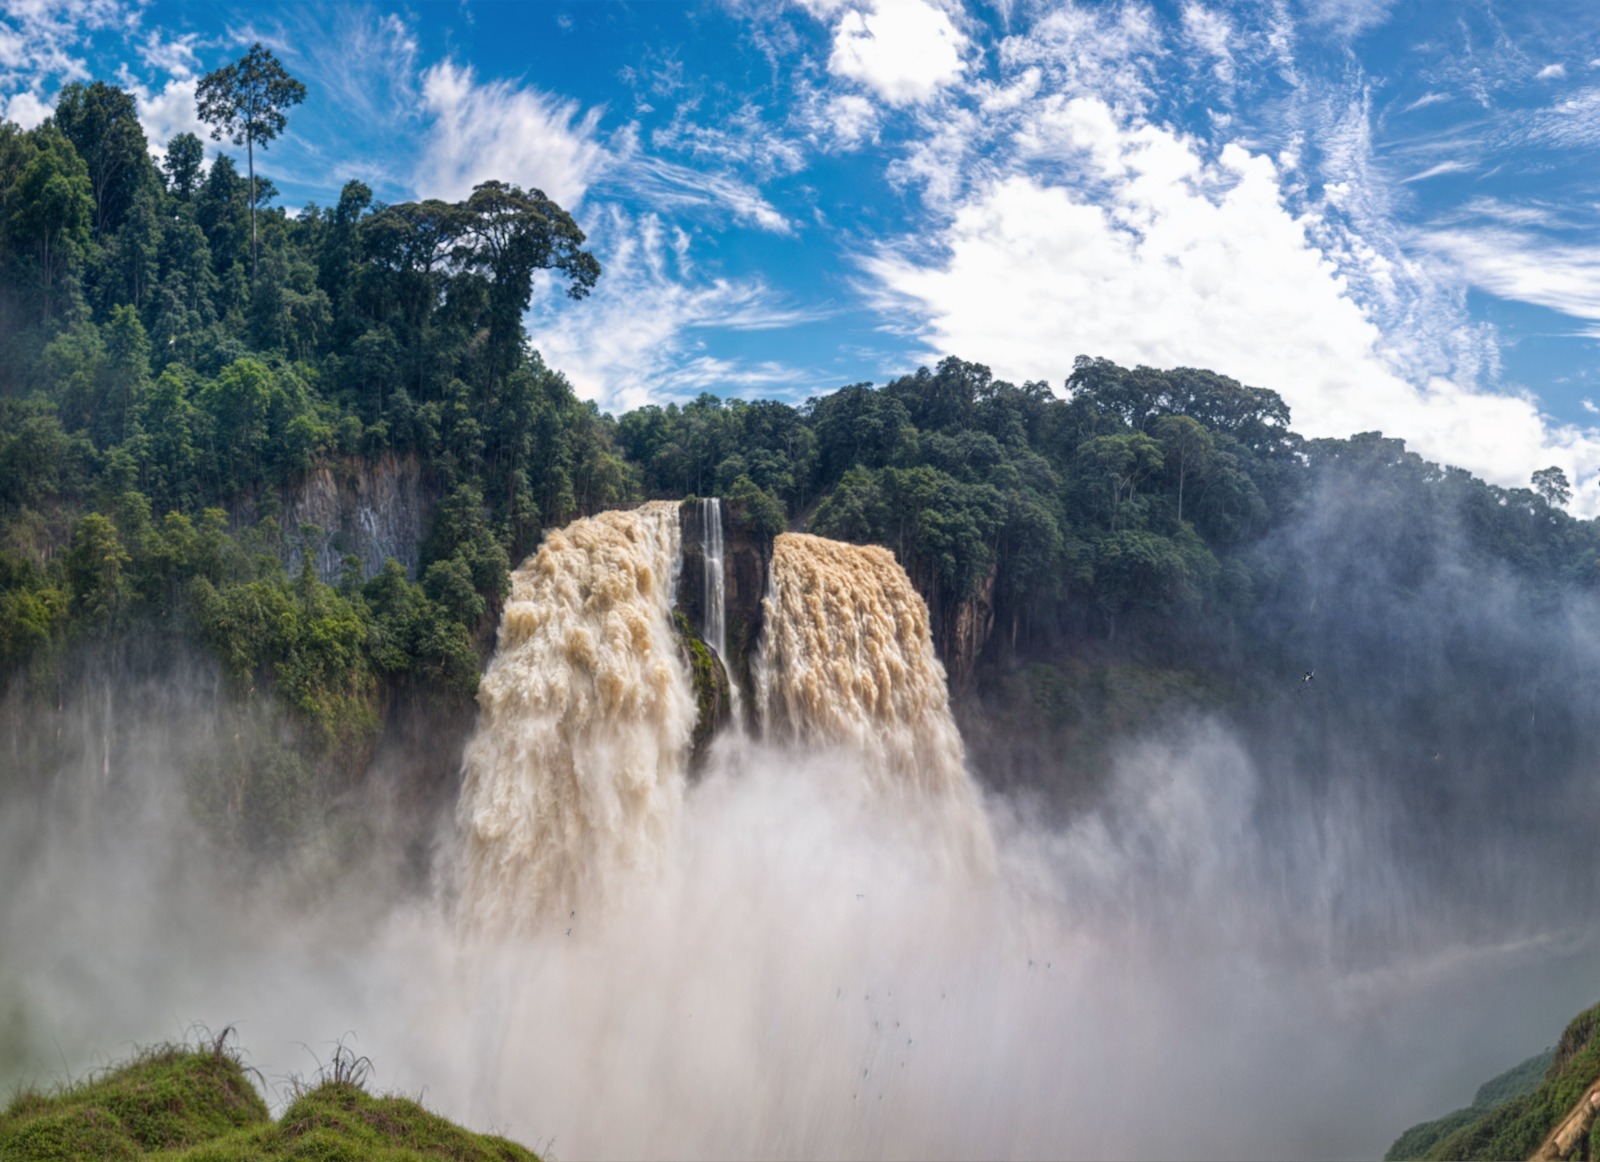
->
673;609;731;769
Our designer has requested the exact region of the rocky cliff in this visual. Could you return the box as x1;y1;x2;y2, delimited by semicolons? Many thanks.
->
281;454;435;583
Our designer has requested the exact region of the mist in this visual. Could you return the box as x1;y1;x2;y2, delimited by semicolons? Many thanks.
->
6;480;1600;1160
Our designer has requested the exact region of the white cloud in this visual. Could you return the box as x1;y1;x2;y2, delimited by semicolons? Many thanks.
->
860;97;1600;511
1584;399;1599;415
998;2;1162;112
1416;229;1600;323
1400;91;1450;113
1303;0;1395;39
796;87;880;151
2;88;49;128
0;0;125;90
131;77;202;150
1523;87;1600;149
826;0;969;107
613;132;793;234
650;100;806;179
1536;63;1567;80
1180;3;1235;87
525;209;820;411
1402;160;1472;183
415;60;606;206
136;29;200;79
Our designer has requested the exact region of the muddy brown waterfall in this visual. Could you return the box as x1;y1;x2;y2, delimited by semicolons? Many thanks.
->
454;502;695;935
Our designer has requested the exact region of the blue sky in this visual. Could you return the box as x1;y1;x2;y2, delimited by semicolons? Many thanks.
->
7;0;1600;507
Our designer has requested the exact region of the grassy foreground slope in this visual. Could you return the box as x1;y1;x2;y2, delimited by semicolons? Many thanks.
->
0;1040;537;1161
1389;1003;1600;1160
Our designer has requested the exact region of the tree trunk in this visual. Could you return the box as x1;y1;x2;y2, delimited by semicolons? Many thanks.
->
248;133;257;282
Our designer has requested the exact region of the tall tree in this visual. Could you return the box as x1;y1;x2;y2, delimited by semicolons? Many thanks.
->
195;42;305;281
5;125;94;325
52;81;153;237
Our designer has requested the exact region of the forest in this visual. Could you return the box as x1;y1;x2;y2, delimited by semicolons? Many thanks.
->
2;65;1598;859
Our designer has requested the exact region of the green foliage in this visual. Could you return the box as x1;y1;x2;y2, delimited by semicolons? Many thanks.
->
1384;1051;1554;1161
1385;1006;1600;1161
673;609;730;764
197;42;306;282
5;123;93;324
0;1039;539;1161
0;1043;269;1158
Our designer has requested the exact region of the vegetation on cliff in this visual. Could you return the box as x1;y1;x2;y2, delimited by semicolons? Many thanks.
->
1386;1003;1600;1161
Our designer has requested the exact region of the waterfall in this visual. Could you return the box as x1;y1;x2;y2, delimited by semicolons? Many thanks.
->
455;515;990;936
699;496;741;726
701;497;727;663
756;532;994;868
454;502;696;935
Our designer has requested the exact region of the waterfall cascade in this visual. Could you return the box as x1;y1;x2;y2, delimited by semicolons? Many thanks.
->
755;532;994;867
454;502;695;934
700;497;727;662
456;511;991;934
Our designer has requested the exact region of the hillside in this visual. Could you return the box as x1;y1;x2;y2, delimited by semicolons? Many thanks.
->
1388;1004;1600;1161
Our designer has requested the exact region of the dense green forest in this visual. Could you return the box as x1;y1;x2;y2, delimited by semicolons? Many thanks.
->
4;63;1599;858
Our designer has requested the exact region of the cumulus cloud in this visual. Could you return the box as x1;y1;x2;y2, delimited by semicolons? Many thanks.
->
0;0;126;90
826;0;969;106
131;77;202;150
1;88;50;128
1537;63;1567;80
415;60;606;206
860;96;1600;510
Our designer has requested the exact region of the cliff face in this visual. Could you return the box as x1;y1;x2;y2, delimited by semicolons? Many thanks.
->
938;564;997;692
282;454;435;583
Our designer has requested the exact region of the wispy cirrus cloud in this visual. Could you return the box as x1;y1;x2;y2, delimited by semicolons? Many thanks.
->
1402;160;1473;183
1417;228;1600;324
612;142;793;234
414;60;606;206
525;208;825;410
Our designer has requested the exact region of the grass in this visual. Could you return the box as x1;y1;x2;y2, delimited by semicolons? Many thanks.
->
1387;1002;1600;1160
0;1034;539;1162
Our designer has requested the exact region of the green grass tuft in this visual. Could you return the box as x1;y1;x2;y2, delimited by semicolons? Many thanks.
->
0;1036;539;1162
